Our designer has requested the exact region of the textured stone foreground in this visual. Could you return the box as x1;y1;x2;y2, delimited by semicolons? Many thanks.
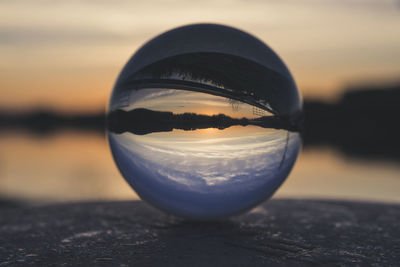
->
0;199;399;266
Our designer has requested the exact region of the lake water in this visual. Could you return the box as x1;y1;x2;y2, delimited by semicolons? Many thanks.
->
1;131;399;204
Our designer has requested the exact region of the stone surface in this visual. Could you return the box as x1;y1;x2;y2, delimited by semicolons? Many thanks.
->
0;199;399;266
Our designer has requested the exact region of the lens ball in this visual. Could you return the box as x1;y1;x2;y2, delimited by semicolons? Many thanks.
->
107;24;302;219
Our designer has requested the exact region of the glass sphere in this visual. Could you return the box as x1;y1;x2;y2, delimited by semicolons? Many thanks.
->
107;24;302;219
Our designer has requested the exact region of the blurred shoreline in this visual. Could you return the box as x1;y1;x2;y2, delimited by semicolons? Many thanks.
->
1;82;400;161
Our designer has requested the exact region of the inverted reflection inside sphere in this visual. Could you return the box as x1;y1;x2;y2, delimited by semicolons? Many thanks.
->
107;24;303;219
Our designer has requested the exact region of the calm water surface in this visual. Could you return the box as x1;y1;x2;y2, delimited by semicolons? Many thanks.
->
1;131;399;204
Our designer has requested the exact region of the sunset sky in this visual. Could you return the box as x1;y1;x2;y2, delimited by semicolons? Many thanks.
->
1;0;400;112
121;89;272;118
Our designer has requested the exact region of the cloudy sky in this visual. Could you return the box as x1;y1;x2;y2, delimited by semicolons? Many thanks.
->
1;0;399;112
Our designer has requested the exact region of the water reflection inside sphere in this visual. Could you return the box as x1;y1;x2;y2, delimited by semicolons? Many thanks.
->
107;24;302;219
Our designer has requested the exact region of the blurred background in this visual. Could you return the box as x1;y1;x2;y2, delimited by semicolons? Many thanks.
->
1;0;399;204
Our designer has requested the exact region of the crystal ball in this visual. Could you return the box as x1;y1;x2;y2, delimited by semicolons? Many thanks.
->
107;24;302;219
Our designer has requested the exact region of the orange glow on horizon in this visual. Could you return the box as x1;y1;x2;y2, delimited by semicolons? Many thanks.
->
1;0;400;112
